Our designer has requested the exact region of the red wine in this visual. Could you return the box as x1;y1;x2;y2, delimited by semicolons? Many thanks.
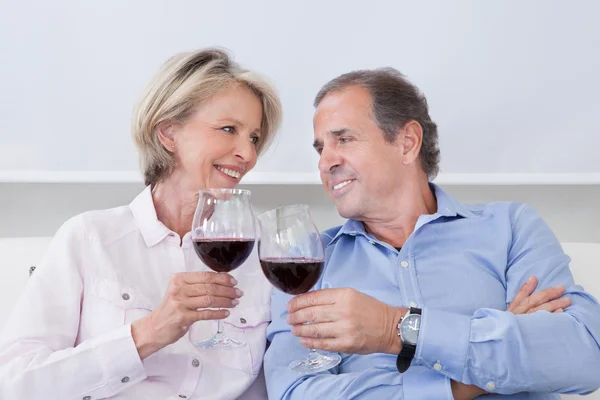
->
193;239;255;273
260;258;324;295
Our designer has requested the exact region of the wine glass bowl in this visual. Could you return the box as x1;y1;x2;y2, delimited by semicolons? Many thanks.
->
191;188;255;350
257;204;341;373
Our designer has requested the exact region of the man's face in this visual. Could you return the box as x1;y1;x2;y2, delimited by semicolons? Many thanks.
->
313;86;406;221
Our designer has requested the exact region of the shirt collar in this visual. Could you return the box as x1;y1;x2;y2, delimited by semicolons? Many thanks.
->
129;186;172;247
431;183;476;219
325;182;475;247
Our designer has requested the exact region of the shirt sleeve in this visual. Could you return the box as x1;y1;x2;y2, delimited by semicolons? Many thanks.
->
264;290;453;400
416;205;600;395
0;217;147;400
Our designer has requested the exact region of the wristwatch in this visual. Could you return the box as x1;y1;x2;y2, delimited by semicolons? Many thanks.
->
396;307;422;373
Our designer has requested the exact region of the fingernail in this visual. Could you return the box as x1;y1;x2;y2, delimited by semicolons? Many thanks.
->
231;277;238;286
236;289;244;297
224;310;230;317
527;276;535;283
554;285;565;290
232;299;239;306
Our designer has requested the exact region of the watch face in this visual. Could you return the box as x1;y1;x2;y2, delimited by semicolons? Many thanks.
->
401;314;421;345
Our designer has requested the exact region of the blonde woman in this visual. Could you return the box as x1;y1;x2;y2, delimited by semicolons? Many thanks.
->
0;48;281;400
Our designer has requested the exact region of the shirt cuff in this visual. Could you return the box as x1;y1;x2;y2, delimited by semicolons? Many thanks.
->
402;367;453;400
415;308;471;381
91;324;147;397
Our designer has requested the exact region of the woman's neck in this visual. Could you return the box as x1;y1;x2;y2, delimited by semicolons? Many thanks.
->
151;174;201;240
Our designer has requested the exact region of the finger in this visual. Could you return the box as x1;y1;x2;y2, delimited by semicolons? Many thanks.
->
287;304;338;325
291;322;338;339
554;308;564;313
527;297;571;314
186;295;240;310
180;271;237;286
511;285;566;315
287;288;344;313
507;276;537;312
184;283;242;299
193;308;230;322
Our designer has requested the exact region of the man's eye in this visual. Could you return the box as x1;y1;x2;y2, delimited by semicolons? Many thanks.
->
340;137;350;143
222;126;235;133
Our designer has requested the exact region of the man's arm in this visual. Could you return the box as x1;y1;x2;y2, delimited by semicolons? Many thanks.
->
416;205;600;395
264;291;453;400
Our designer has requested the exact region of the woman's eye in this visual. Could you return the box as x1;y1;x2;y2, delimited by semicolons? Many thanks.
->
250;136;260;145
222;126;235;133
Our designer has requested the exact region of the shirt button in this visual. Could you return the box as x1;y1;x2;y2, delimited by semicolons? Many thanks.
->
433;362;443;371
240;317;247;324
192;359;200;368
121;376;130;383
409;301;418;308
83;397;91;400
486;381;496;391
400;261;409;268
122;293;130;301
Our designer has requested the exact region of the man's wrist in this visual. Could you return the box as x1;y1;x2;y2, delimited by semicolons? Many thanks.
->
384;306;408;354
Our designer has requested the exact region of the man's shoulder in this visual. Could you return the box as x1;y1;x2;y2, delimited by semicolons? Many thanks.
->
320;225;344;247
463;201;528;219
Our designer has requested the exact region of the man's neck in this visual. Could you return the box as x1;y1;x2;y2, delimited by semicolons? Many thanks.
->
361;179;437;248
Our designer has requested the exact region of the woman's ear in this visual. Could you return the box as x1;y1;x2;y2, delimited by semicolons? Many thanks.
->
157;121;179;152
399;120;423;166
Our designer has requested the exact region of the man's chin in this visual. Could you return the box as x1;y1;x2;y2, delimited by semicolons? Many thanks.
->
333;203;359;220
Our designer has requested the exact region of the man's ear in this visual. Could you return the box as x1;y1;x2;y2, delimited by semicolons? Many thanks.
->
157;121;179;152
399;120;423;166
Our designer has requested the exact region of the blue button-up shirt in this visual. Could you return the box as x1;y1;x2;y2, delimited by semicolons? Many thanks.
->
265;184;600;399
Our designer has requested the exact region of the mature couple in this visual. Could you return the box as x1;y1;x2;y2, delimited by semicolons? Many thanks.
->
1;48;598;399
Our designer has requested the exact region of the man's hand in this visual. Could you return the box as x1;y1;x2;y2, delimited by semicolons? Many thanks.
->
286;288;405;355
507;276;570;314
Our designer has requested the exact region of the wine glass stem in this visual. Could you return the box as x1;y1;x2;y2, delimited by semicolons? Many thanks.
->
307;348;318;364
217;319;224;335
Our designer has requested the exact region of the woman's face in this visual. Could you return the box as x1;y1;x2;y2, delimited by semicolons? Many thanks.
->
171;85;263;189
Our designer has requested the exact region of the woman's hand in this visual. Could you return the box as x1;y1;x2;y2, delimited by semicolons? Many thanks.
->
132;271;242;359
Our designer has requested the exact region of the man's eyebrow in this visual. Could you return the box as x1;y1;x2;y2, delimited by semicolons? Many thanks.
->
313;138;323;150
330;128;350;136
313;128;353;150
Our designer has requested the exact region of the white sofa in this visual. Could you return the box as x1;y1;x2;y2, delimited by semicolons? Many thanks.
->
0;238;598;399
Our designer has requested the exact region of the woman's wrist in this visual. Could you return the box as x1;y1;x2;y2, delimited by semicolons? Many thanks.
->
131;315;165;360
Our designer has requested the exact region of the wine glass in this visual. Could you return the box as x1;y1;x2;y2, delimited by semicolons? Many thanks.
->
256;204;341;373
192;188;256;349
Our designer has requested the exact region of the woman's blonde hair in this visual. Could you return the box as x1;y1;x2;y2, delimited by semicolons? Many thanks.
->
132;48;282;186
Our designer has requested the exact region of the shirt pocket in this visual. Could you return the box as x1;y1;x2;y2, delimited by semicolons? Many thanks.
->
88;277;155;326
195;305;270;376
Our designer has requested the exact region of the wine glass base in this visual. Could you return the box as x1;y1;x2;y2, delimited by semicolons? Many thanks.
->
195;335;247;350
289;352;341;374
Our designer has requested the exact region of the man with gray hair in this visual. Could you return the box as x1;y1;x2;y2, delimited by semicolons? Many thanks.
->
264;68;600;399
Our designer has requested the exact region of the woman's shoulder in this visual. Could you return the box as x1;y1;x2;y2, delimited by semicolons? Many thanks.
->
57;205;137;245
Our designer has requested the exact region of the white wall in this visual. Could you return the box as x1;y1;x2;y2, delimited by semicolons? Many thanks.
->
1;183;599;242
1;0;599;183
